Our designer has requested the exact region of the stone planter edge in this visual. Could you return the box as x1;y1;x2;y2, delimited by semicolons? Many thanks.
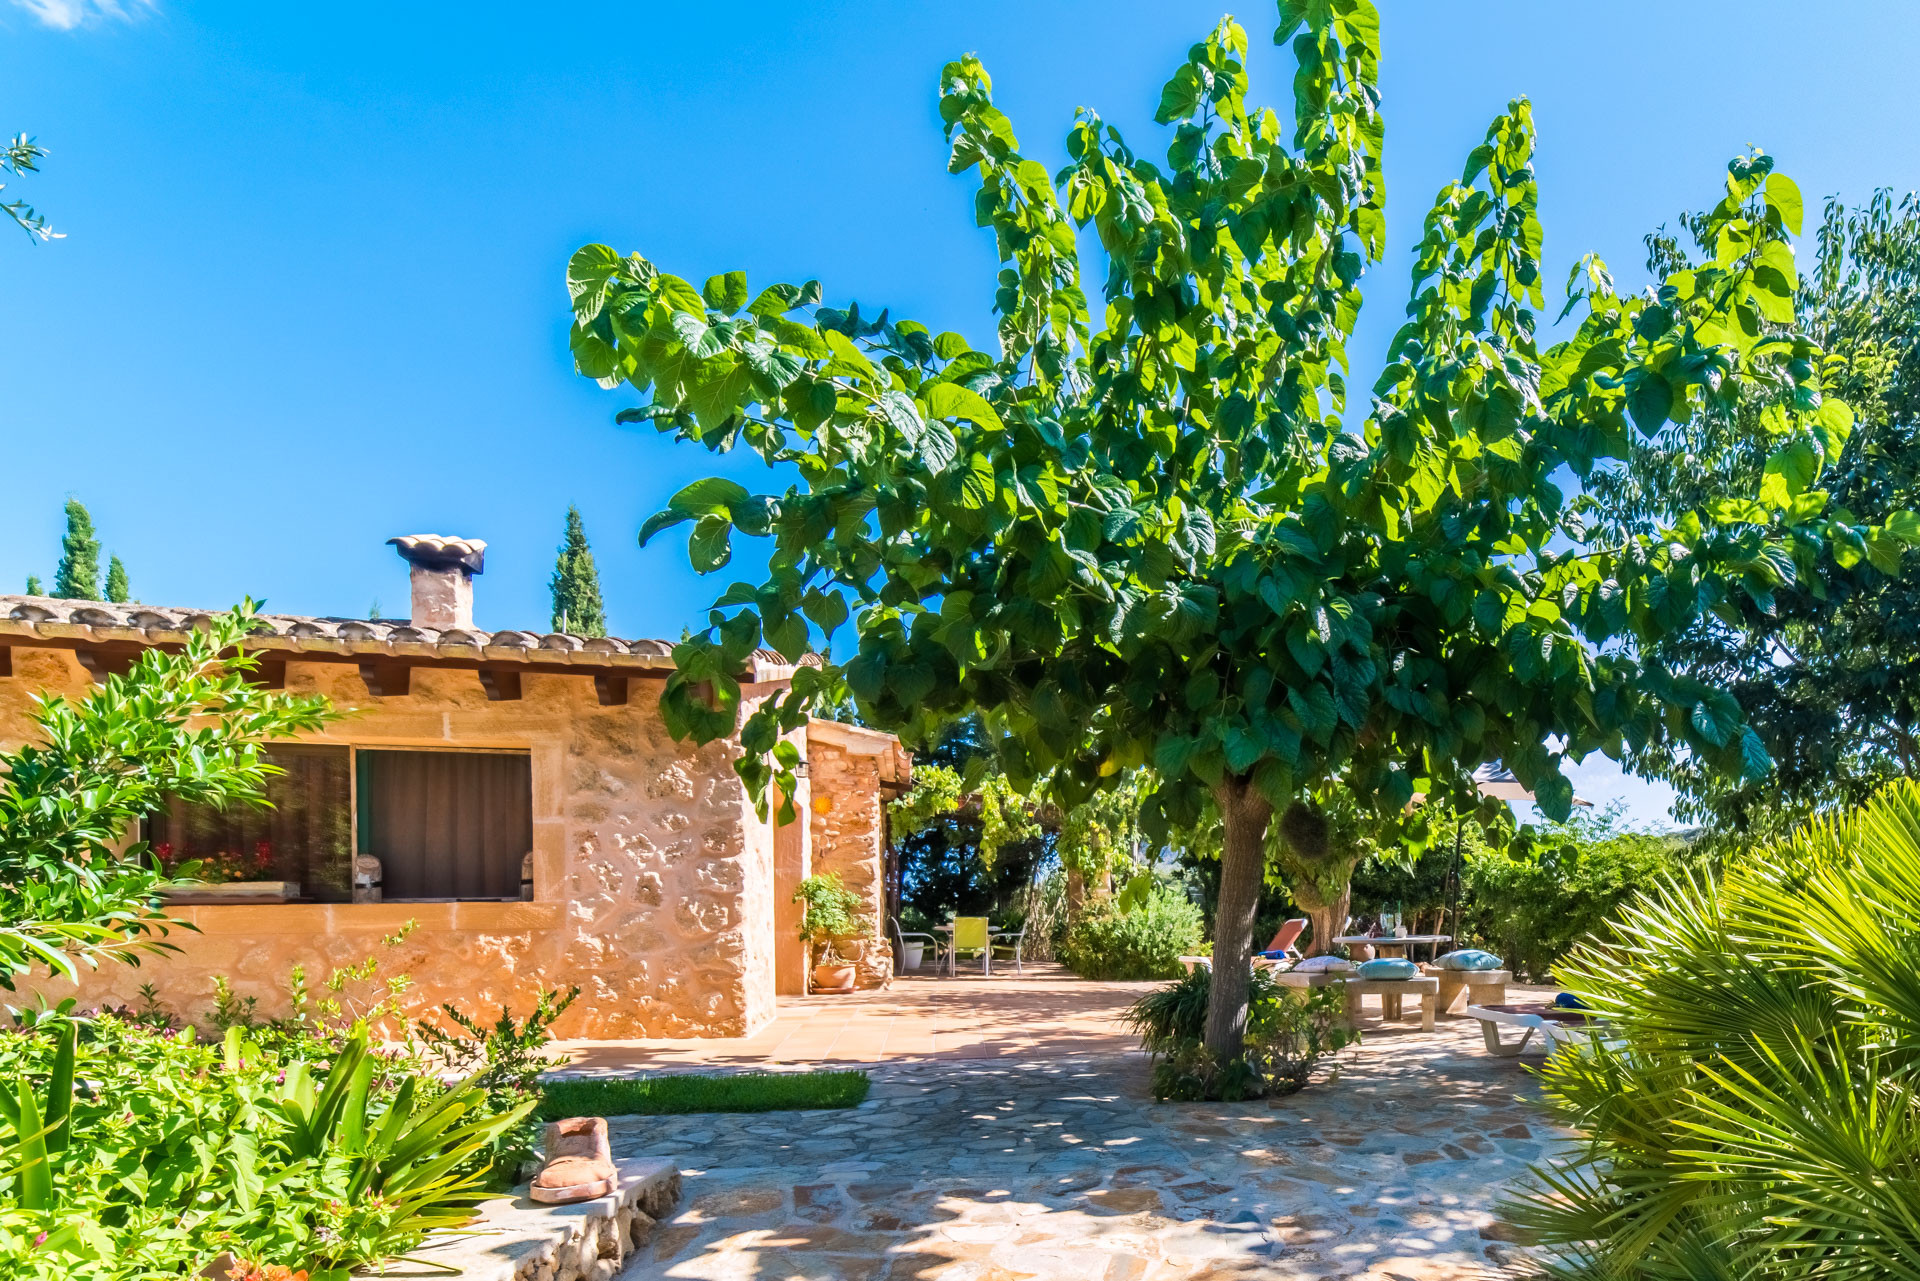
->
381;1156;681;1280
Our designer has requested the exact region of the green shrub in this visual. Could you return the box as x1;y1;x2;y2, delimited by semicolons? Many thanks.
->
0;1013;530;1280
1124;966;1356;1100
1058;882;1205;980
1513;781;1920;1278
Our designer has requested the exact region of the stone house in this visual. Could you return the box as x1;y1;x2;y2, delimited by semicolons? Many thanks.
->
0;535;909;1039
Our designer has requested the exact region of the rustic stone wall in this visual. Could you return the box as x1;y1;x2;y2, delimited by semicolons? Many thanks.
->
804;720;902;990
1;648;783;1039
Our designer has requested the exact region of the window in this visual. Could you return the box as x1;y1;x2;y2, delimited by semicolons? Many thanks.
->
148;745;354;901
356;749;532;901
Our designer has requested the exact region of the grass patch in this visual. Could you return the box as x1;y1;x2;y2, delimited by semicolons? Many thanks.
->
539;1069;871;1120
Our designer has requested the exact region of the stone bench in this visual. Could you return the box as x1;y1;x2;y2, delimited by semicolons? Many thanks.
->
1343;976;1439;1031
1423;966;1512;1015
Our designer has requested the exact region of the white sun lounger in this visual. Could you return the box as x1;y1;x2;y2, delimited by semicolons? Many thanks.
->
1465;1003;1607;1057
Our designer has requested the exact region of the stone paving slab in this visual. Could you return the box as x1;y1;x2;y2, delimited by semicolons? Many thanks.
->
606;1018;1558;1281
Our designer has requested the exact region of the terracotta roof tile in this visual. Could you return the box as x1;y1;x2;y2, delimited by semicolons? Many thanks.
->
0;596;808;682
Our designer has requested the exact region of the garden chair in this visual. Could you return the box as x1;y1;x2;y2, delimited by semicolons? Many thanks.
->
948;916;992;976
891;916;940;974
989;926;1026;975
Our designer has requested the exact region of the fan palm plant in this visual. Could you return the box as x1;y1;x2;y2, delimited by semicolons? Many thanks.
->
1511;781;1920;1279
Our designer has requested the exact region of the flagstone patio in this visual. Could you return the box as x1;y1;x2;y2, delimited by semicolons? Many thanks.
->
563;969;1562;1281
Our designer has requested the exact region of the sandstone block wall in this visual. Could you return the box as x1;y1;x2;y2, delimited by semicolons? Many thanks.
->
2;648;783;1040
805;720;906;990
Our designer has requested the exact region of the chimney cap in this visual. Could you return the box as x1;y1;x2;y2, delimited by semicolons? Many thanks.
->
388;534;486;575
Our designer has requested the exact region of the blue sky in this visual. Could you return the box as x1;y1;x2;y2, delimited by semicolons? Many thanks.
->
5;0;1918;826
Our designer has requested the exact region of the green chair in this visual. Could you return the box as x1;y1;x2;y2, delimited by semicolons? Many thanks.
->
948;916;992;975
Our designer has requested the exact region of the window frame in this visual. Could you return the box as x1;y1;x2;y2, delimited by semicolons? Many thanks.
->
149;743;537;905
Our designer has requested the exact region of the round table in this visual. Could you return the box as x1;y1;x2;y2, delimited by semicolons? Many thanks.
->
1333;934;1452;962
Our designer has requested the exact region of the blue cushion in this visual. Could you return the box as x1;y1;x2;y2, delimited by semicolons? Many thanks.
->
1357;958;1420;980
1554;992;1591;1010
1436;949;1504;972
1255;948;1292;959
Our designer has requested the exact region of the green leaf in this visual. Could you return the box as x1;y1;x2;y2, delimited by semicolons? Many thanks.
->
1738;725;1772;782
1690;690;1740;748
566;243;623;311
656;274;706;316
669;477;751;519
1274;0;1311;42
689;514;734;573
1627;370;1674;436
747;283;804;317
802;590;850;637
1866;528;1904;575
1762;437;1821;502
638;508;690;547
703;270;750;315
1765;172;1803;235
922;381;1004;434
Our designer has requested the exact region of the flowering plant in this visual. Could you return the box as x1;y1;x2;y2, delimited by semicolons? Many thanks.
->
156;840;280;885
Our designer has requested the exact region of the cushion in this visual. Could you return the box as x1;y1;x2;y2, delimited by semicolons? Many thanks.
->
1357;958;1420;980
1292;955;1355;973
1436;949;1504;971
1254;948;1294;960
1554;992;1591;1010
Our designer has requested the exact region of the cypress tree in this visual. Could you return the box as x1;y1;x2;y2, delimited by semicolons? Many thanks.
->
24;574;42;595
549;505;607;637
105;555;130;603
52;498;101;600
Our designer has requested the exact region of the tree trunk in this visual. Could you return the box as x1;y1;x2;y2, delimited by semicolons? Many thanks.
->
1294;879;1352;957
1204;776;1273;1062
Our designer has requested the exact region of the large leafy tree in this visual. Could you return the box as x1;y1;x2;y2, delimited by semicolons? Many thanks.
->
568;1;1904;1062
1585;190;1920;845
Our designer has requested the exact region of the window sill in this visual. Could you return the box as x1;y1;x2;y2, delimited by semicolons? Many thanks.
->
168;901;561;934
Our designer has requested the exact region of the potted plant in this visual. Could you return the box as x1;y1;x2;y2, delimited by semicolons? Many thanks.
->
793;873;871;993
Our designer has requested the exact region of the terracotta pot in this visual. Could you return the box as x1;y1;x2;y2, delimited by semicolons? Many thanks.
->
812;962;858;992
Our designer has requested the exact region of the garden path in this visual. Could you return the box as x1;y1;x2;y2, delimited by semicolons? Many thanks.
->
565;971;1561;1281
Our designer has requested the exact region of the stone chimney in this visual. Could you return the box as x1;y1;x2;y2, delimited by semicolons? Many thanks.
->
387;535;486;630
